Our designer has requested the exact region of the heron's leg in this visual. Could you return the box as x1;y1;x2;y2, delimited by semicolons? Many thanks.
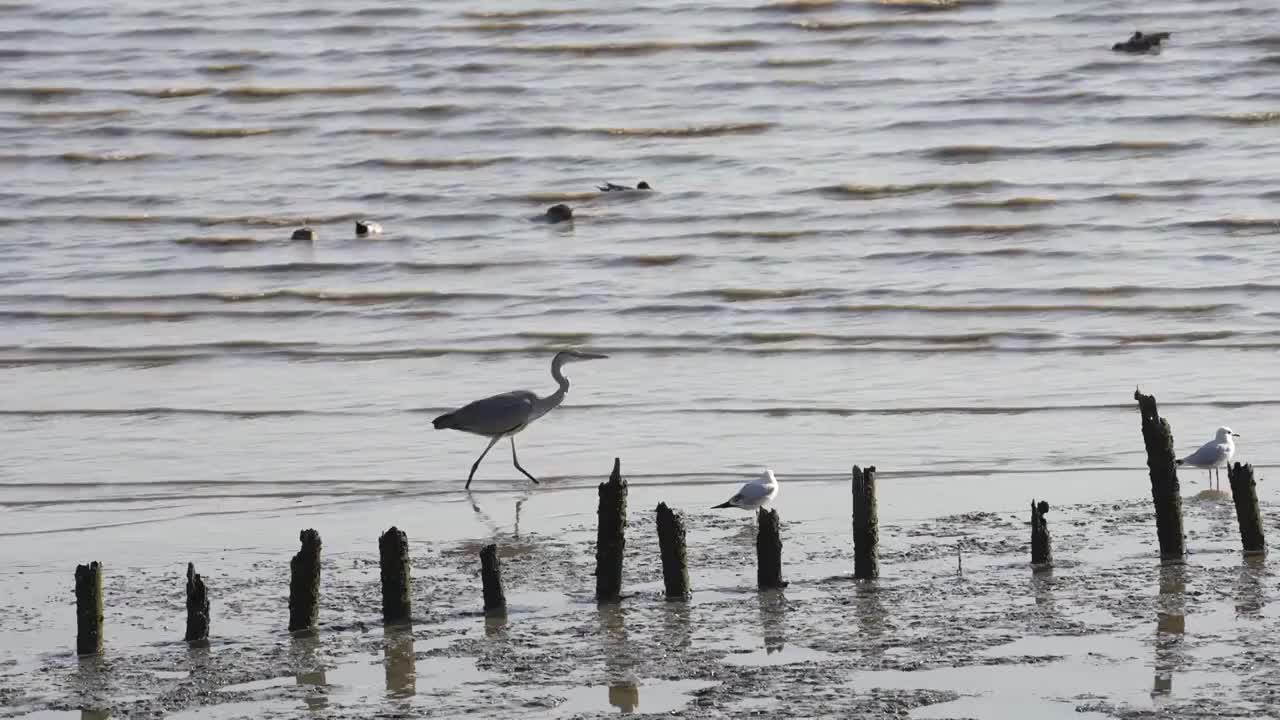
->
510;436;540;484
466;435;502;489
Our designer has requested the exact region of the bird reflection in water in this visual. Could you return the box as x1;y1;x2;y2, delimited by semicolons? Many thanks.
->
1152;562;1186;701
467;489;530;539
383;625;415;699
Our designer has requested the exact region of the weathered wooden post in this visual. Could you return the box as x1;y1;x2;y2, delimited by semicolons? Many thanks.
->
1030;500;1052;567
184;563;209;644
1228;462;1265;554
480;543;507;616
75;561;103;655
1134;390;1186;559
595;458;628;603
756;509;787;590
378;527;411;625
656;503;690;600
289;529;322;632
852;465;879;579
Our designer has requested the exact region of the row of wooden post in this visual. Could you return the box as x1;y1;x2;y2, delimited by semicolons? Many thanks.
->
71;392;1268;654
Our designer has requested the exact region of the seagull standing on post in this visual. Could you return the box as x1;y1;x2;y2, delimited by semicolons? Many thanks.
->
433;350;608;489
1176;426;1239;491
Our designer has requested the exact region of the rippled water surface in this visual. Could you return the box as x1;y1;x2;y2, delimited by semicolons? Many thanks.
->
4;0;1280;523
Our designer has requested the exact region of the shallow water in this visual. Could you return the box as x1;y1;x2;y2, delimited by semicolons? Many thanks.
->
3;0;1280;520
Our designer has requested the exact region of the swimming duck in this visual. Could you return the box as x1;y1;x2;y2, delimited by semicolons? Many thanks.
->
1112;31;1171;53
598;181;652;192
355;220;383;237
290;224;315;241
545;204;573;223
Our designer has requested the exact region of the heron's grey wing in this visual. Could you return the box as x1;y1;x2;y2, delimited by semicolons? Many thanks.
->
1182;439;1225;466
443;391;537;436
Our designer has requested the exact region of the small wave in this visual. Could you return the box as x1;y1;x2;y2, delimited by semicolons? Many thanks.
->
198;63;252;75
461;9;585;19
504;39;765;56
678;287;837;302
893;223;1051;237
924;140;1199;161
173;236;260;248
168;127;290;139
1095;331;1237;344
0;407;349;418
351;6;421;17
864;248;1077;261
519;191;601;202
0;86;81;100
607;254;691;267
755;0;840;12
223;85;393;99
1210;111;1280;125
951;196;1057;208
589;122;776;138
813;302;1237;316
699;229;822;240
354;156;513;170
0;289;533;306
1180;218;1280;233
15;109;130;121
127;87;215;99
818;180;1001;198
57;152;159;164
760;57;835;67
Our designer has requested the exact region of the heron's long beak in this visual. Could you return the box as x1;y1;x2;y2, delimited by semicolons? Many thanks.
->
579;352;609;360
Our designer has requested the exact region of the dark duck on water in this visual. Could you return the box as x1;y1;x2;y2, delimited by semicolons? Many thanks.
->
598;181;652;192
1112;31;1171;53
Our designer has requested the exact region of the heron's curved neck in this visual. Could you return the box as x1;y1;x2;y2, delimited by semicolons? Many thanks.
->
533;356;571;417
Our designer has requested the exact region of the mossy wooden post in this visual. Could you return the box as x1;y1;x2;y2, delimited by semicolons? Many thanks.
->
1030;500;1052;567
1134;390;1185;560
1228;462;1265;555
74;561;103;655
289;529;322;632
852;465;879;580
378;526;411;625
480;543;506;615
656;503;690;600
184;563;209;644
756;509;787;590
595;458;628;603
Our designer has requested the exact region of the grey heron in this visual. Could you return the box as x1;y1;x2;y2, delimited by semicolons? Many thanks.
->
433;350;608;488
1176;426;1238;490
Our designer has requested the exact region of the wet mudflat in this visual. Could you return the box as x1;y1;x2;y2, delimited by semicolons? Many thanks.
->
3;487;1277;719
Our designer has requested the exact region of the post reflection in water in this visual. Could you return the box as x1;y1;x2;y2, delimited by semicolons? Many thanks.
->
1152;563;1186;701
855;581;889;662
660;601;692;653
484;613;509;640
1234;554;1265;618
758;588;787;655
291;633;328;713
599;603;639;713
1030;566;1056;616
383;625;416;699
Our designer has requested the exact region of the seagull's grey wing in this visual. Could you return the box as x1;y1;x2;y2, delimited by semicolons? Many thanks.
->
737;481;771;502
1181;439;1225;466
440;390;537;435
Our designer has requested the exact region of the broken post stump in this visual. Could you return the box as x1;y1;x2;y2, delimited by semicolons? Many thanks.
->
852;465;879;580
1030;500;1052;567
656;503;690;600
757;508;787;590
1228;462;1266;555
288;529;322;632
184;563;209;644
75;561;103;655
480;543;506;615
1134;390;1186;560
595;458;628;603
379;526;411;625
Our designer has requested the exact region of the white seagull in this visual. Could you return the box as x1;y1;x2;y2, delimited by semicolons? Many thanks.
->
712;468;779;510
1176;426;1239;490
